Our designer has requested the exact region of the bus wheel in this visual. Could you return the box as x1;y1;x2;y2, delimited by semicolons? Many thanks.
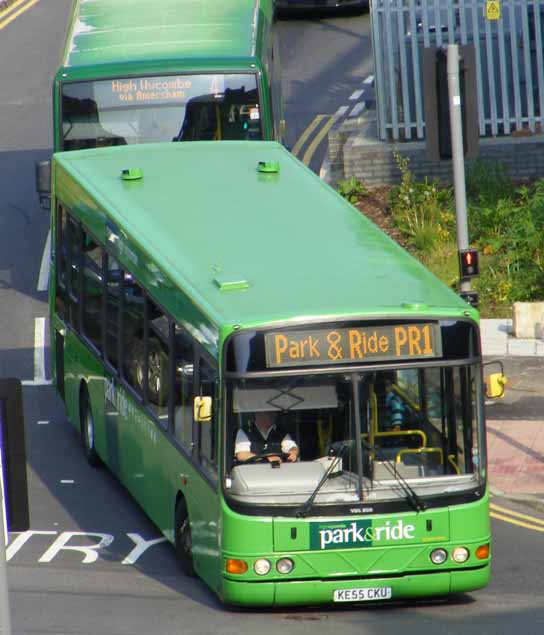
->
80;387;101;467
175;499;195;577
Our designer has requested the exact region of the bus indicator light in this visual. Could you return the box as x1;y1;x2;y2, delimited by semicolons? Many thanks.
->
475;544;490;560
459;249;479;278
226;559;248;574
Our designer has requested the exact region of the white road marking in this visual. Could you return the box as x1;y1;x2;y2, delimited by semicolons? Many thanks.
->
60;480;75;484
37;230;51;292
334;105;349;118
21;317;52;386
7;530;168;565
37;420;49;425
364;75;374;84
349;89;364;101
349;101;366;118
33;317;46;383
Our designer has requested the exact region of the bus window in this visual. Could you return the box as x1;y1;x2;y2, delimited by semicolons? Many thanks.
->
105;256;122;372
197;357;217;478
81;233;104;353
147;302;171;424
174;326;194;452
61;74;262;149
122;278;145;399
55;204;68;322
66;215;81;330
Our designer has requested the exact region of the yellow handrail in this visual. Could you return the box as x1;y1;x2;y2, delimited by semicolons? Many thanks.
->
448;454;461;474
396;447;443;464
375;429;427;447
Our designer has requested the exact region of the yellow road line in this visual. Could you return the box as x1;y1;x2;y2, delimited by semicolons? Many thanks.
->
0;0;29;16
302;115;337;166
490;502;544;526
0;0;39;30
292;115;326;158
490;511;544;532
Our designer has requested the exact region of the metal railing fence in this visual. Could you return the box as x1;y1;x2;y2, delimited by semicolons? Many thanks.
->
370;0;544;141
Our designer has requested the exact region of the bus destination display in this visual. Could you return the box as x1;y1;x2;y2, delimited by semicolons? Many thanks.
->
265;323;442;368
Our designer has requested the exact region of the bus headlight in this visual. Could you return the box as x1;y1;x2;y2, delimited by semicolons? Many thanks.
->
276;558;294;574
430;548;448;565
254;559;271;576
452;547;469;563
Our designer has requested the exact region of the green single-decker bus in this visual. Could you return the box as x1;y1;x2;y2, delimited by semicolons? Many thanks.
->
49;140;491;607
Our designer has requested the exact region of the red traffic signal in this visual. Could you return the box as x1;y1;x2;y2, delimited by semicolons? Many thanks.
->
459;249;479;278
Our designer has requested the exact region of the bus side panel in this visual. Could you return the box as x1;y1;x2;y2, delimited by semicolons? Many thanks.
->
95;377;222;596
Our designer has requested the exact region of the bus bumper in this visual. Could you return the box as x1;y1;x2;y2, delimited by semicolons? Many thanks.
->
221;564;490;607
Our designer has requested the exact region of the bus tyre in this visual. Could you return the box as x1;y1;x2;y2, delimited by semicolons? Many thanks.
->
175;499;195;577
80;387;101;467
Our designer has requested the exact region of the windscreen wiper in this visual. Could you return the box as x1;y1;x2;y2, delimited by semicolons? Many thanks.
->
379;459;427;513
361;440;426;513
295;443;347;519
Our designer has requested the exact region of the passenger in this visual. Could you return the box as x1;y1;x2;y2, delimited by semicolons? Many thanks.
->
235;411;299;463
385;379;405;430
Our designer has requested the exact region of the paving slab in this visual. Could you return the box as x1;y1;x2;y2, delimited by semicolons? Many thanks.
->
487;419;544;497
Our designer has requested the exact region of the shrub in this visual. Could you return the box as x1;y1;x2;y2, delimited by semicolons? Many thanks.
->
337;176;368;203
389;153;454;251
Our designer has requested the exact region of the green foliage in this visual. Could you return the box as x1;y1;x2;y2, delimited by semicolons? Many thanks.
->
389;153;454;251
337;176;368;203
386;157;544;318
466;158;514;207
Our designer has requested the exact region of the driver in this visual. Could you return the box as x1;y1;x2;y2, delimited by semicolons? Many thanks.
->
235;411;299;463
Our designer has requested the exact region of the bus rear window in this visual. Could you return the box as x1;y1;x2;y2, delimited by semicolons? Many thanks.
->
61;73;262;150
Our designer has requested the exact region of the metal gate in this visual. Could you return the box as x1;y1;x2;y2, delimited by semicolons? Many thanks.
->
370;0;544;141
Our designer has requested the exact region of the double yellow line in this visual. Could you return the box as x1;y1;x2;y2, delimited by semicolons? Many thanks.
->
0;0;39;30
292;114;337;167
490;502;544;533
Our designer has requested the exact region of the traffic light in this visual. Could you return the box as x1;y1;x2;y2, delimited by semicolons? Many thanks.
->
459;249;479;278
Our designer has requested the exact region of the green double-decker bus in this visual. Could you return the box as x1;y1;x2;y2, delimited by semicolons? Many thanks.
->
49;141;491;607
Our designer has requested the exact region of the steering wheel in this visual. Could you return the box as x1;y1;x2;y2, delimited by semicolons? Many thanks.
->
241;451;290;465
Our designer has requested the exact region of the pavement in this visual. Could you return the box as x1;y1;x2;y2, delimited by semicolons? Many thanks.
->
481;319;544;508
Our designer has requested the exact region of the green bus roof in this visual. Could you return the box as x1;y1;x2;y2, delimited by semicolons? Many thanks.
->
53;141;477;332
59;0;271;74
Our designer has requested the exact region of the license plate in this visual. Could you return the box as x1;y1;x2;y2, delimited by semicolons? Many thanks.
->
333;587;392;602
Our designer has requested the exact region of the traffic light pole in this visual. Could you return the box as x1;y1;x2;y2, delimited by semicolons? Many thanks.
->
447;44;471;294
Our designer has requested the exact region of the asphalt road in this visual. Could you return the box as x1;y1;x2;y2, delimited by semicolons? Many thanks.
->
0;2;543;634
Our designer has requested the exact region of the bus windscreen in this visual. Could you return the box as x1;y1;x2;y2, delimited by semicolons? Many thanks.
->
61;73;262;150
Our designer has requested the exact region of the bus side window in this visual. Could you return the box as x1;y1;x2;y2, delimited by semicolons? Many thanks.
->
66;214;82;330
197;356;217;478
122;278;145;400
55;204;68;322
174;326;194;452
81;231;104;353
147;301;170;424
105;255;122;372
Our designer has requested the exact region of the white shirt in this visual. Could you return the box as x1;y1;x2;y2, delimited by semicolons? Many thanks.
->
234;424;297;455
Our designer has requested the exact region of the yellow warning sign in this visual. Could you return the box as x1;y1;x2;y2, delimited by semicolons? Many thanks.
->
486;0;501;20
